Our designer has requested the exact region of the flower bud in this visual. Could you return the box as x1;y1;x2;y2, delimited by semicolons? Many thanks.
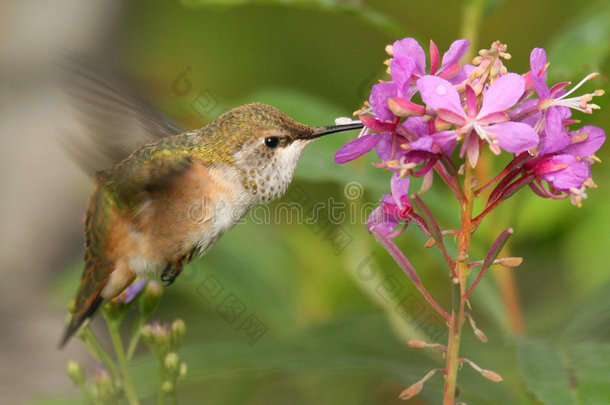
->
94;366;115;401
140;281;163;317
482;369;503;382
474;328;488;343
141;321;173;358
161;380;174;393
498;257;523;267
140;324;153;342
388;97;425;117
407;340;428;349
399;381;422;400
164;352;180;375
67;361;85;386
178;362;188;380
171;319;186;349
102;299;127;321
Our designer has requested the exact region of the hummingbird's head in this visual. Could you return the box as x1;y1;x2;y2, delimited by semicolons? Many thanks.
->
204;103;362;203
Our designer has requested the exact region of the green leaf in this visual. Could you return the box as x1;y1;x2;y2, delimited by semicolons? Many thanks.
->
559;280;610;343
547;0;610;79
564;185;610;297
518;338;610;404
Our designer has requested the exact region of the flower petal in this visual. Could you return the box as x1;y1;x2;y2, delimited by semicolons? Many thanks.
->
489;121;539;154
538;155;589;190
366;200;399;235
117;280;147;303
439;39;470;76
477;73;525;121
391;172;410;209
361;115;396;132
375;133;393;161
393;38;426;77
401;116;430;138
564;125;606;157
429;40;440;75
334;133;382;163
448;64;475;85
369;81;397;122
529;48;550;99
417;75;466;123
391;56;416;96
539;107;570;155
431;130;458;154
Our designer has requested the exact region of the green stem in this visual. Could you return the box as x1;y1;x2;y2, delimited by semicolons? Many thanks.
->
127;316;146;361
79;326;120;380
170;387;178;405
461;0;484;59
443;163;475;405
158;368;165;405
105;316;140;405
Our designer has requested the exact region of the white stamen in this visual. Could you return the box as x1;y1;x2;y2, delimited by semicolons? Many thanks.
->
549;73;603;114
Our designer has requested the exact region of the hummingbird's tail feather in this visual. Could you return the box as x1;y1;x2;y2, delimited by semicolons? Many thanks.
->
59;184;116;348
59;294;104;348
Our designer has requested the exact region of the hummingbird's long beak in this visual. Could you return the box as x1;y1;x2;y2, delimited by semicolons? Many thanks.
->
299;122;364;140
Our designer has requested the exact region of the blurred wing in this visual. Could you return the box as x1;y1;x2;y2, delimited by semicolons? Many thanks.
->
60;54;184;174
98;136;194;211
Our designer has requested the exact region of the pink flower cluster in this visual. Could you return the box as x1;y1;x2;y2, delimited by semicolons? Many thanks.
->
336;39;605;237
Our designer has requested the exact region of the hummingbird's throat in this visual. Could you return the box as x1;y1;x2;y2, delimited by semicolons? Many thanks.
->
236;140;307;203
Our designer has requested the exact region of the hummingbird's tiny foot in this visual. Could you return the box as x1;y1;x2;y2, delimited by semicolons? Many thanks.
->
160;272;175;286
160;271;177;286
160;262;183;286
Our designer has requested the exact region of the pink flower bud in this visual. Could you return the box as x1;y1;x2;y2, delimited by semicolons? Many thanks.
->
482;369;503;382
399;381;423;400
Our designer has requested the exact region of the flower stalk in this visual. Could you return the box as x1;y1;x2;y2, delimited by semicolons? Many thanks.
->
443;161;475;404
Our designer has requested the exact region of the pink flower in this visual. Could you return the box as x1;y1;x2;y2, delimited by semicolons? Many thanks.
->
528;48;603;116
334;132;383;164
366;173;412;237
392;38;470;82
417;73;539;165
526;123;605;205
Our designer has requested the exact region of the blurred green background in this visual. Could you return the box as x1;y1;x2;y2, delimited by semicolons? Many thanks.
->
1;0;609;404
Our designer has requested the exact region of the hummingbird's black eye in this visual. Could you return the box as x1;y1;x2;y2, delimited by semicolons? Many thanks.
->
264;137;280;148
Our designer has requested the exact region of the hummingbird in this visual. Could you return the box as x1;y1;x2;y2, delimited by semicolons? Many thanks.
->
59;59;362;347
